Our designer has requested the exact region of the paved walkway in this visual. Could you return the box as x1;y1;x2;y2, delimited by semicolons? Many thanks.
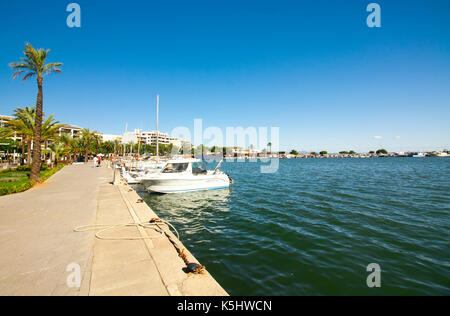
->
0;163;104;295
0;163;227;296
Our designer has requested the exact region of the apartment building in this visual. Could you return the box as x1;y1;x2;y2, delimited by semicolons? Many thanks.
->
58;124;83;138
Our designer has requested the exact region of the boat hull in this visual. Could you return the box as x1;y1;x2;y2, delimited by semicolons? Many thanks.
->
144;174;230;193
121;166;163;184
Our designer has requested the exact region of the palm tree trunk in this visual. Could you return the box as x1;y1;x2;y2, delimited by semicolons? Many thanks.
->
84;144;88;164
27;140;32;165
30;77;43;182
21;139;25;165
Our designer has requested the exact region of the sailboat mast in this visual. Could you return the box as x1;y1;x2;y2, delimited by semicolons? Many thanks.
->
156;94;159;158
137;129;141;158
123;122;128;157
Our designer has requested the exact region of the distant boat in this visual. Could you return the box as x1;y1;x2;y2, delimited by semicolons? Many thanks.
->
413;153;426;157
436;152;448;157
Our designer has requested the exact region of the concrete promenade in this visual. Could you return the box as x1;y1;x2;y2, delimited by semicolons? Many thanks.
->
0;163;227;296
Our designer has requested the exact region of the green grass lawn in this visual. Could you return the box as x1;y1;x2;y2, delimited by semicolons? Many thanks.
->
0;164;65;196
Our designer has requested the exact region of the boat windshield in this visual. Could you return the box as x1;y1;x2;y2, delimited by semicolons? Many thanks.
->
192;161;207;175
162;163;188;173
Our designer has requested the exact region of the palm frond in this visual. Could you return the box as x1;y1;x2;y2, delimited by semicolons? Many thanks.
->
22;72;35;81
43;62;63;77
10;43;62;81
9;62;32;70
12;70;25;80
41;114;64;141
0;127;14;139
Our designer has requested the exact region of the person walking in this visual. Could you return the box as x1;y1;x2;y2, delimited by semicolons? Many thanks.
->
93;156;98;168
98;156;101;167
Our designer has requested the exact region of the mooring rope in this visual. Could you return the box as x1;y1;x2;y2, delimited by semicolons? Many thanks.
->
74;218;205;274
149;218;206;274
73;218;179;241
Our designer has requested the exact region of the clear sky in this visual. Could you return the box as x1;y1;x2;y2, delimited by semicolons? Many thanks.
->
0;0;449;152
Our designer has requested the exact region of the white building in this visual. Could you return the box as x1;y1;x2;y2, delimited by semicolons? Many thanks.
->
230;146;259;157
168;137;191;149
0;115;22;142
58;124;82;138
0;115;13;128
139;130;170;146
102;134;122;142
122;130;139;144
119;129;190;149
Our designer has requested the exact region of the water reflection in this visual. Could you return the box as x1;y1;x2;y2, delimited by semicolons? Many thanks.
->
134;186;232;218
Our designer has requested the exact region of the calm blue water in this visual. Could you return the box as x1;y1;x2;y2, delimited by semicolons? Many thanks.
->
138;158;450;295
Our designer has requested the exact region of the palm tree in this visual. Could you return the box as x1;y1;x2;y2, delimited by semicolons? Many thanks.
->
267;142;272;154
48;142;67;166
41;114;64;148
10;43;62;182
1;107;63;166
81;128;97;164
1;107;35;165
99;141;114;155
113;139;121;155
58;132;74;162
70;138;84;162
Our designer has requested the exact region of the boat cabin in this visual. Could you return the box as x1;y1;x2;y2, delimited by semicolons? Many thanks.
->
161;158;207;175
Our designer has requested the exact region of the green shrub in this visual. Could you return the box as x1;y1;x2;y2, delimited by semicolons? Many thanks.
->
20;181;32;191
8;185;17;194
0;168;13;175
10;173;25;178
0;178;16;183
16;165;30;171
0;164;65;196
14;164;49;172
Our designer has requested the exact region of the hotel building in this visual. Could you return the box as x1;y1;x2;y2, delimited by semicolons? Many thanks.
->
121;129;191;149
58;124;83;138
0;115;13;128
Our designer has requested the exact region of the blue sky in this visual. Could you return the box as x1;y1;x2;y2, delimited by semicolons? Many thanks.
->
0;0;449;152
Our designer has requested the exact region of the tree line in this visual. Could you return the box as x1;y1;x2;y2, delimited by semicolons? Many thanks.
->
288;149;388;156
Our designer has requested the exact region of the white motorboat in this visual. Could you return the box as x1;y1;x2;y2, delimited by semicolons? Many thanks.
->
122;167;141;184
120;158;167;184
121;167;160;184
133;157;167;170
143;158;232;193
